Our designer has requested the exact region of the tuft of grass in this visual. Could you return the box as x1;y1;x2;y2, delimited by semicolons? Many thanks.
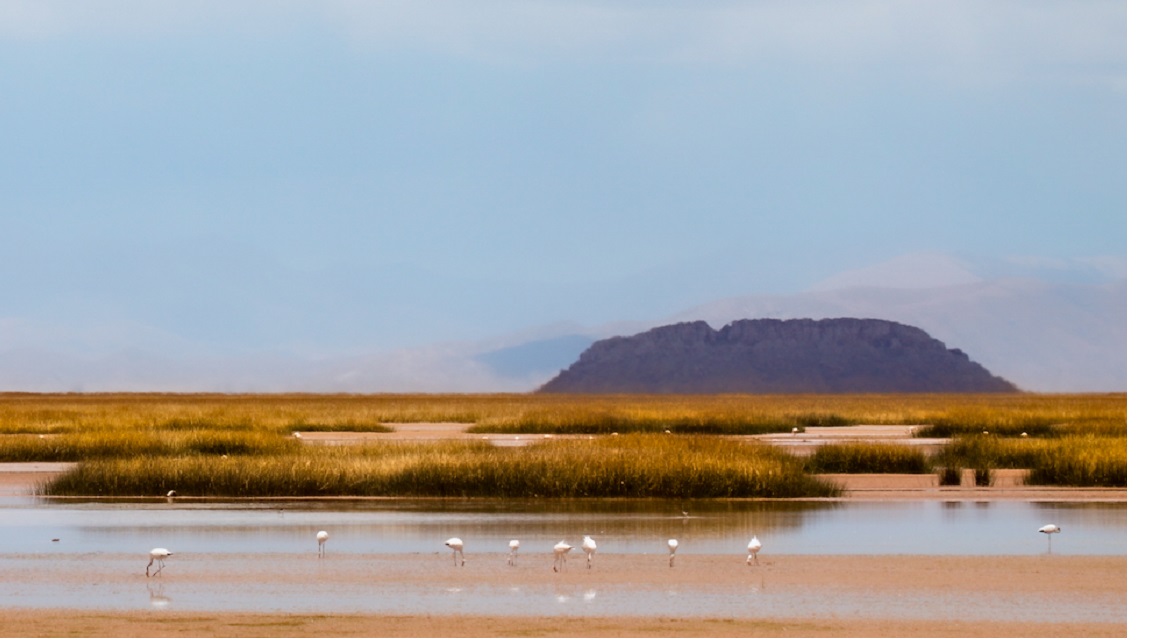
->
973;467;993;486
937;466;962;486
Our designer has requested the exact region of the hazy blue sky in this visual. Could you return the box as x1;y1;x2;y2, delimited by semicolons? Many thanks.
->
0;1;1128;388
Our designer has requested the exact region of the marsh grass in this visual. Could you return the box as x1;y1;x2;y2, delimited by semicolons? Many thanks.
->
932;434;1127;487
914;394;1126;438
3;392;1126;492
802;443;931;474
42;435;841;499
1023;436;1127;486
0;429;297;462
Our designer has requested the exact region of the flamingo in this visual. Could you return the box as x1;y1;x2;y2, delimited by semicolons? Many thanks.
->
1039;524;1060;553
582;535;597;569
746;536;762;565
553;540;572;572
445;537;465;566
316;530;329;557
146;548;171;577
668;538;678;567
507;539;520;566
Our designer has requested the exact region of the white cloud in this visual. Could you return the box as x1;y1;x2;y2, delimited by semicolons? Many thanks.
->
0;1;1124;88
808;252;983;292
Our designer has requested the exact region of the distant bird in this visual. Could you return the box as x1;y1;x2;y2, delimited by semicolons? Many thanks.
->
1021;432;1029;438
316;531;329;557
746;536;762;565
507;539;520;566
292;432;302;439
1039;524;1061;553
445;537;465;566
791;427;798;436
553;541;573;572
668;539;679;567
582;535;597;569
146;548;172;577
166;490;176;498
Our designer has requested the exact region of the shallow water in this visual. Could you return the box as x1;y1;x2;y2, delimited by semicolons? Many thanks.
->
0;498;1126;621
0;497;1126;556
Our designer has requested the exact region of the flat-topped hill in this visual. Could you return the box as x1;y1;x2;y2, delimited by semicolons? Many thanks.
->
538;317;1019;394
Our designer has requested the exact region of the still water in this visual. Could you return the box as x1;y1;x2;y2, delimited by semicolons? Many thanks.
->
0;497;1127;557
0;498;1126;622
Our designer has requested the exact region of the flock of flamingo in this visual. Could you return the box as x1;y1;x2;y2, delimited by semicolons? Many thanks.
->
145;524;1063;576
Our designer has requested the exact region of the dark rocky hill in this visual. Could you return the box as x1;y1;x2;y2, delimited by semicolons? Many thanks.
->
537;318;1019;394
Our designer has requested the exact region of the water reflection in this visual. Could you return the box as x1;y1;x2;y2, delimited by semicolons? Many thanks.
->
147;583;171;609
0;497;1126;557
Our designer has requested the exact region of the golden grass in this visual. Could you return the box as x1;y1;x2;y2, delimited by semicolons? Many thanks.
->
1;392;1126;493
42;435;839;499
0;391;1125;436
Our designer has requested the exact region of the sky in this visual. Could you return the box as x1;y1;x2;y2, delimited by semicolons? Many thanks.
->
0;1;1129;391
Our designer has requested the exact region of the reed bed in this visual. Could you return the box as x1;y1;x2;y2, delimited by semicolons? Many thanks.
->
803;443;932;474
913;395;1126;438
1;392;1124;437
3;392;1126;491
933;434;1127;487
41;435;841;499
0;430;297;462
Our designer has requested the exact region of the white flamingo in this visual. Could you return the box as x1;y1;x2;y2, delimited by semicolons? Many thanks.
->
553;540;572;572
316;530;329;558
507;539;520;566
668;538;679;567
146;548;172;577
582;535;597;569
1039;524;1061;553
445;537;465;566
746;536;762;565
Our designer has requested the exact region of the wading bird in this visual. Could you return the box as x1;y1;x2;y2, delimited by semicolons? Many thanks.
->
146;548;171;577
1039;524;1061;553
668;539;678;567
316;530;329;557
553;541;572;572
582;535;597;569
507;539;520;566
445;537;465;566
746;536;762;565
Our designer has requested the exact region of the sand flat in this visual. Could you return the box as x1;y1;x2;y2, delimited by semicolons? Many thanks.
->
0;554;1125;637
